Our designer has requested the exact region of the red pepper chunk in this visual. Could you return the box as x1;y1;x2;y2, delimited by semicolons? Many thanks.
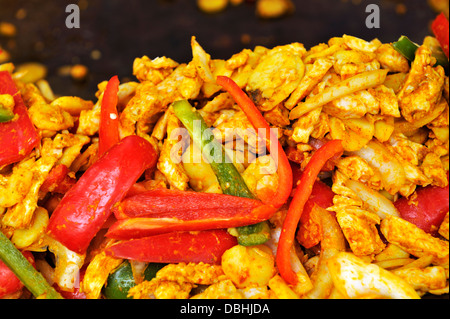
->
296;179;336;249
276;140;343;285
47;135;157;254
395;174;449;236
105;230;237;264
0;251;34;298
0;71;39;168
106;189;277;240
431;13;449;58
216;76;293;209
98;75;120;157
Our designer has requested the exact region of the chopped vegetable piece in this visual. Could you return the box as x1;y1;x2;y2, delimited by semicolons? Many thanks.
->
98;75;120;157
395;174;449;236
392;36;420;62
103;261;165;299
0;232;63;299
106;190;277;239
173;99;255;199
276;140;343;285
392;35;449;68
0;71;40;168
234;221;271;246
47;135;158;254
0;105;14;122
431;13;449;58
105;230;238;264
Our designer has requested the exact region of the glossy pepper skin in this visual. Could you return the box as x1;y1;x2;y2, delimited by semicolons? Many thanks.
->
106;189;277;240
215;76;293;208
98;75;120;157
47;135;158;254
0;71;39;168
395;173;449;236
276;140;343;285
105;230;238;264
432;13;449;58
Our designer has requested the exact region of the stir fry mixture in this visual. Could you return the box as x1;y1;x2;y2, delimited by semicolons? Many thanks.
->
1;18;449;299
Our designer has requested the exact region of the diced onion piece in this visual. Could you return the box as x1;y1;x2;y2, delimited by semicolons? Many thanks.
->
345;179;400;219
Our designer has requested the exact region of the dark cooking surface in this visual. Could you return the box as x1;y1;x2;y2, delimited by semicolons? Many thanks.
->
0;0;437;100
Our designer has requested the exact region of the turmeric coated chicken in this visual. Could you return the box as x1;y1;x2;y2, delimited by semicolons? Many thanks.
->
0;27;449;300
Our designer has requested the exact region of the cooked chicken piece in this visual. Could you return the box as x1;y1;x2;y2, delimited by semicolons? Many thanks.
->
392;266;448;293
398;46;445;122
157;113;189;191
285;58;333;109
375;43;410;73
335;155;383;190
328;252;420;299
154;262;226;285
120;63;202;138
191;279;243;299
336;206;385;256
246;43;306;111
380;215;449;266
214;111;266;155
369;85;400;117
128;278;194;299
263;103;290;127
421;152;448;188
229;46;268;89
439;212;449;240
2;138;63;229
133;55;178;84
0;157;34;208
290;107;322;144
81;251;123;299
342;35;382;53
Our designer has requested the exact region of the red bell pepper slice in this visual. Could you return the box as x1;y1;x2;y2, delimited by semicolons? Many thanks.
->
105;230;237;264
113;188;265;219
106;190;277;239
394;173;449;236
98;75;120;157
276;140;343;285
47;135;158;254
0;71;40;168
431;13;449;58
0;251;34;298
216;76;293;208
296;179;335;249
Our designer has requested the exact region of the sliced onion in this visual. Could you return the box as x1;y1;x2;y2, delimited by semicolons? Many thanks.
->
345;179;400;219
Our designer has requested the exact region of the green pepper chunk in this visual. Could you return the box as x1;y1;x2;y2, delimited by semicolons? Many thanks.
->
0;105;14;123
173;99;271;245
173;99;255;199
233;221;271;246
103;261;165;299
0;232;63;299
392;35;449;69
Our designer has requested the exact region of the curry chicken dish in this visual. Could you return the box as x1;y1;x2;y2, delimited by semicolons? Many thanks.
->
0;14;449;299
